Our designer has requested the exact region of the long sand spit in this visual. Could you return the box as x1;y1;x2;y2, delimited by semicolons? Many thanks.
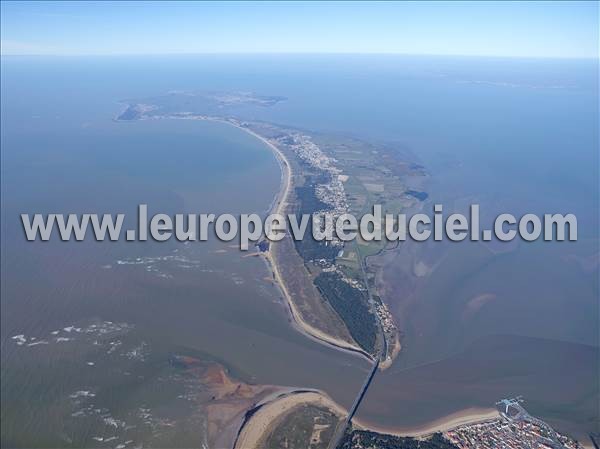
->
208;117;372;361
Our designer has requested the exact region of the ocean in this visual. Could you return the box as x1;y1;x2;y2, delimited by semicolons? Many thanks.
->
1;55;598;444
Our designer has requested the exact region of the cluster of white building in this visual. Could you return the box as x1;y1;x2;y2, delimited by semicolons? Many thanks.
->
286;133;348;213
284;133;349;248
373;301;395;335
445;418;582;449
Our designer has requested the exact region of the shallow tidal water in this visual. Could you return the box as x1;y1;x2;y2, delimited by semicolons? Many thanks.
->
1;55;598;444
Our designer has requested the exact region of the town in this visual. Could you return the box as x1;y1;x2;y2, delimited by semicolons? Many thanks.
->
445;398;584;449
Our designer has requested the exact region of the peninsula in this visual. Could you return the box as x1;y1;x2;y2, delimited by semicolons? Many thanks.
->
116;96;422;364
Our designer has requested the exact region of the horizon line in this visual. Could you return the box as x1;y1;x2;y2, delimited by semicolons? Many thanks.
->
1;51;598;61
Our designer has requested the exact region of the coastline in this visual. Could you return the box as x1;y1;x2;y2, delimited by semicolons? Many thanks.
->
352;407;501;438
233;388;501;449
117;111;509;447
123;111;496;446
208;117;374;361
114;110;379;362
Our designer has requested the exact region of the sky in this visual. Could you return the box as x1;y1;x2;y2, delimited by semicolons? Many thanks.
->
1;1;598;58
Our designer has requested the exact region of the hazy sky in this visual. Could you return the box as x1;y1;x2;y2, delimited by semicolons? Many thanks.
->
1;1;598;58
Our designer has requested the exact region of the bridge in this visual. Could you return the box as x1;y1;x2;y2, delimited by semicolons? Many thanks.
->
326;357;379;449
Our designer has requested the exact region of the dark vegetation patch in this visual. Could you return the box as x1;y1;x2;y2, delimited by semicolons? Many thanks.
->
338;430;458;449
314;272;377;354
293;173;339;263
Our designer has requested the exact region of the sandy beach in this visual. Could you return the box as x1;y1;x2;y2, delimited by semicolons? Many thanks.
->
352;407;501;438
233;387;502;449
